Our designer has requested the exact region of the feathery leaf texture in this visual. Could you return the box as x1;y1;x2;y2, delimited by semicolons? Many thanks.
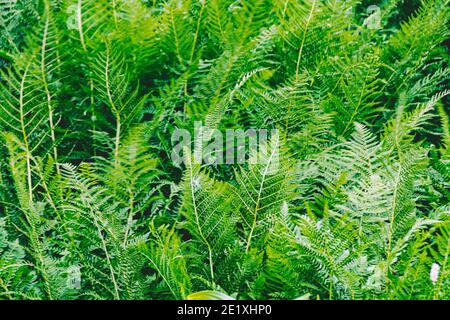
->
0;0;448;300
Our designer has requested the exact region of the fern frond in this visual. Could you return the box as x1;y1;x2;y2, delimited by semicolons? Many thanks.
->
180;150;236;283
142;222;191;300
232;133;294;253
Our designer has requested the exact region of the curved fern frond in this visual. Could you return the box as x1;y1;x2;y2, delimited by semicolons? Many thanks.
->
180;150;236;283
232;133;294;253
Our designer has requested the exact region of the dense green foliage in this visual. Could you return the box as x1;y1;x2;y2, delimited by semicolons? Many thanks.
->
0;0;449;300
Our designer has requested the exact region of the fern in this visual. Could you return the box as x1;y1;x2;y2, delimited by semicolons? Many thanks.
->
0;0;448;301
179;151;236;283
232;133;294;253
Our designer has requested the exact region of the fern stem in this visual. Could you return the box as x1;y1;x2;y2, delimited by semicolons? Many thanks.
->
245;137;279;253
183;0;206;118
90;78;96;157
329;271;333;300
385;160;402;290
168;6;184;68
114;116;121;167
93;217;120;299
295;0;316;81
341;72;370;136
27;210;54;300
0;278;13;300
103;44;122;167
18;63;33;202
141;249;179;299
123;189;135;246
76;0;86;51
40;8;59;174
112;0;119;29
81;188;121;299
189;163;215;282
189;1;205;65
76;0;97;155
